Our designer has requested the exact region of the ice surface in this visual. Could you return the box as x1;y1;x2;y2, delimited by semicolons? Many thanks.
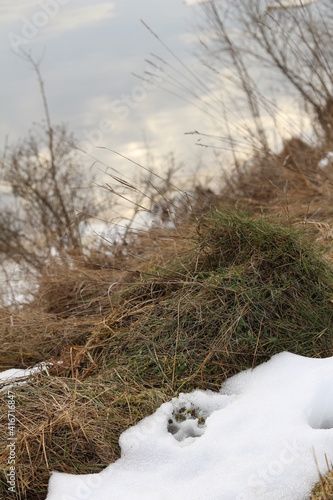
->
42;352;333;499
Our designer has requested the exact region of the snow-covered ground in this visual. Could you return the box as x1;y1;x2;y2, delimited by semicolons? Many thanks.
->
42;352;333;500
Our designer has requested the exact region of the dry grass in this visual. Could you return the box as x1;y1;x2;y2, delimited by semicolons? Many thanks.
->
224;139;333;217
1;204;333;499
1;135;333;499
0;222;196;371
220;138;333;263
0;372;167;499
0;308;94;371
311;464;333;500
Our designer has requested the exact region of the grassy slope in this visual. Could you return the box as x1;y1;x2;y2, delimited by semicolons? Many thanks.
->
1;205;333;499
1;133;333;498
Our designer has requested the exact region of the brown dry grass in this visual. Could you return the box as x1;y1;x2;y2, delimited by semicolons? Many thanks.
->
220;138;333;261
311;466;333;500
0;307;93;371
0;371;167;499
0;138;333;499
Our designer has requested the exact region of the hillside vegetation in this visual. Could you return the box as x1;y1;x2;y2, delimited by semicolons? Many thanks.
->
1;144;333;498
1;1;333;497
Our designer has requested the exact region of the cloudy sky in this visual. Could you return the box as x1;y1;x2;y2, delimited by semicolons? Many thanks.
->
1;0;223;190
0;0;323;198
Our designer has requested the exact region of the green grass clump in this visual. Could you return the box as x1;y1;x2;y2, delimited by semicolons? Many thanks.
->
97;210;333;393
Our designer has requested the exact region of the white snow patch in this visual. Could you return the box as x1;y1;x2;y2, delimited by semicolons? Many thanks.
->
45;352;333;499
0;363;51;391
318;151;333;169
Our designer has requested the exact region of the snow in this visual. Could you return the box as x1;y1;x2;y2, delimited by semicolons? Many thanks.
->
0;363;51;391
45;352;333;500
318;152;333;169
